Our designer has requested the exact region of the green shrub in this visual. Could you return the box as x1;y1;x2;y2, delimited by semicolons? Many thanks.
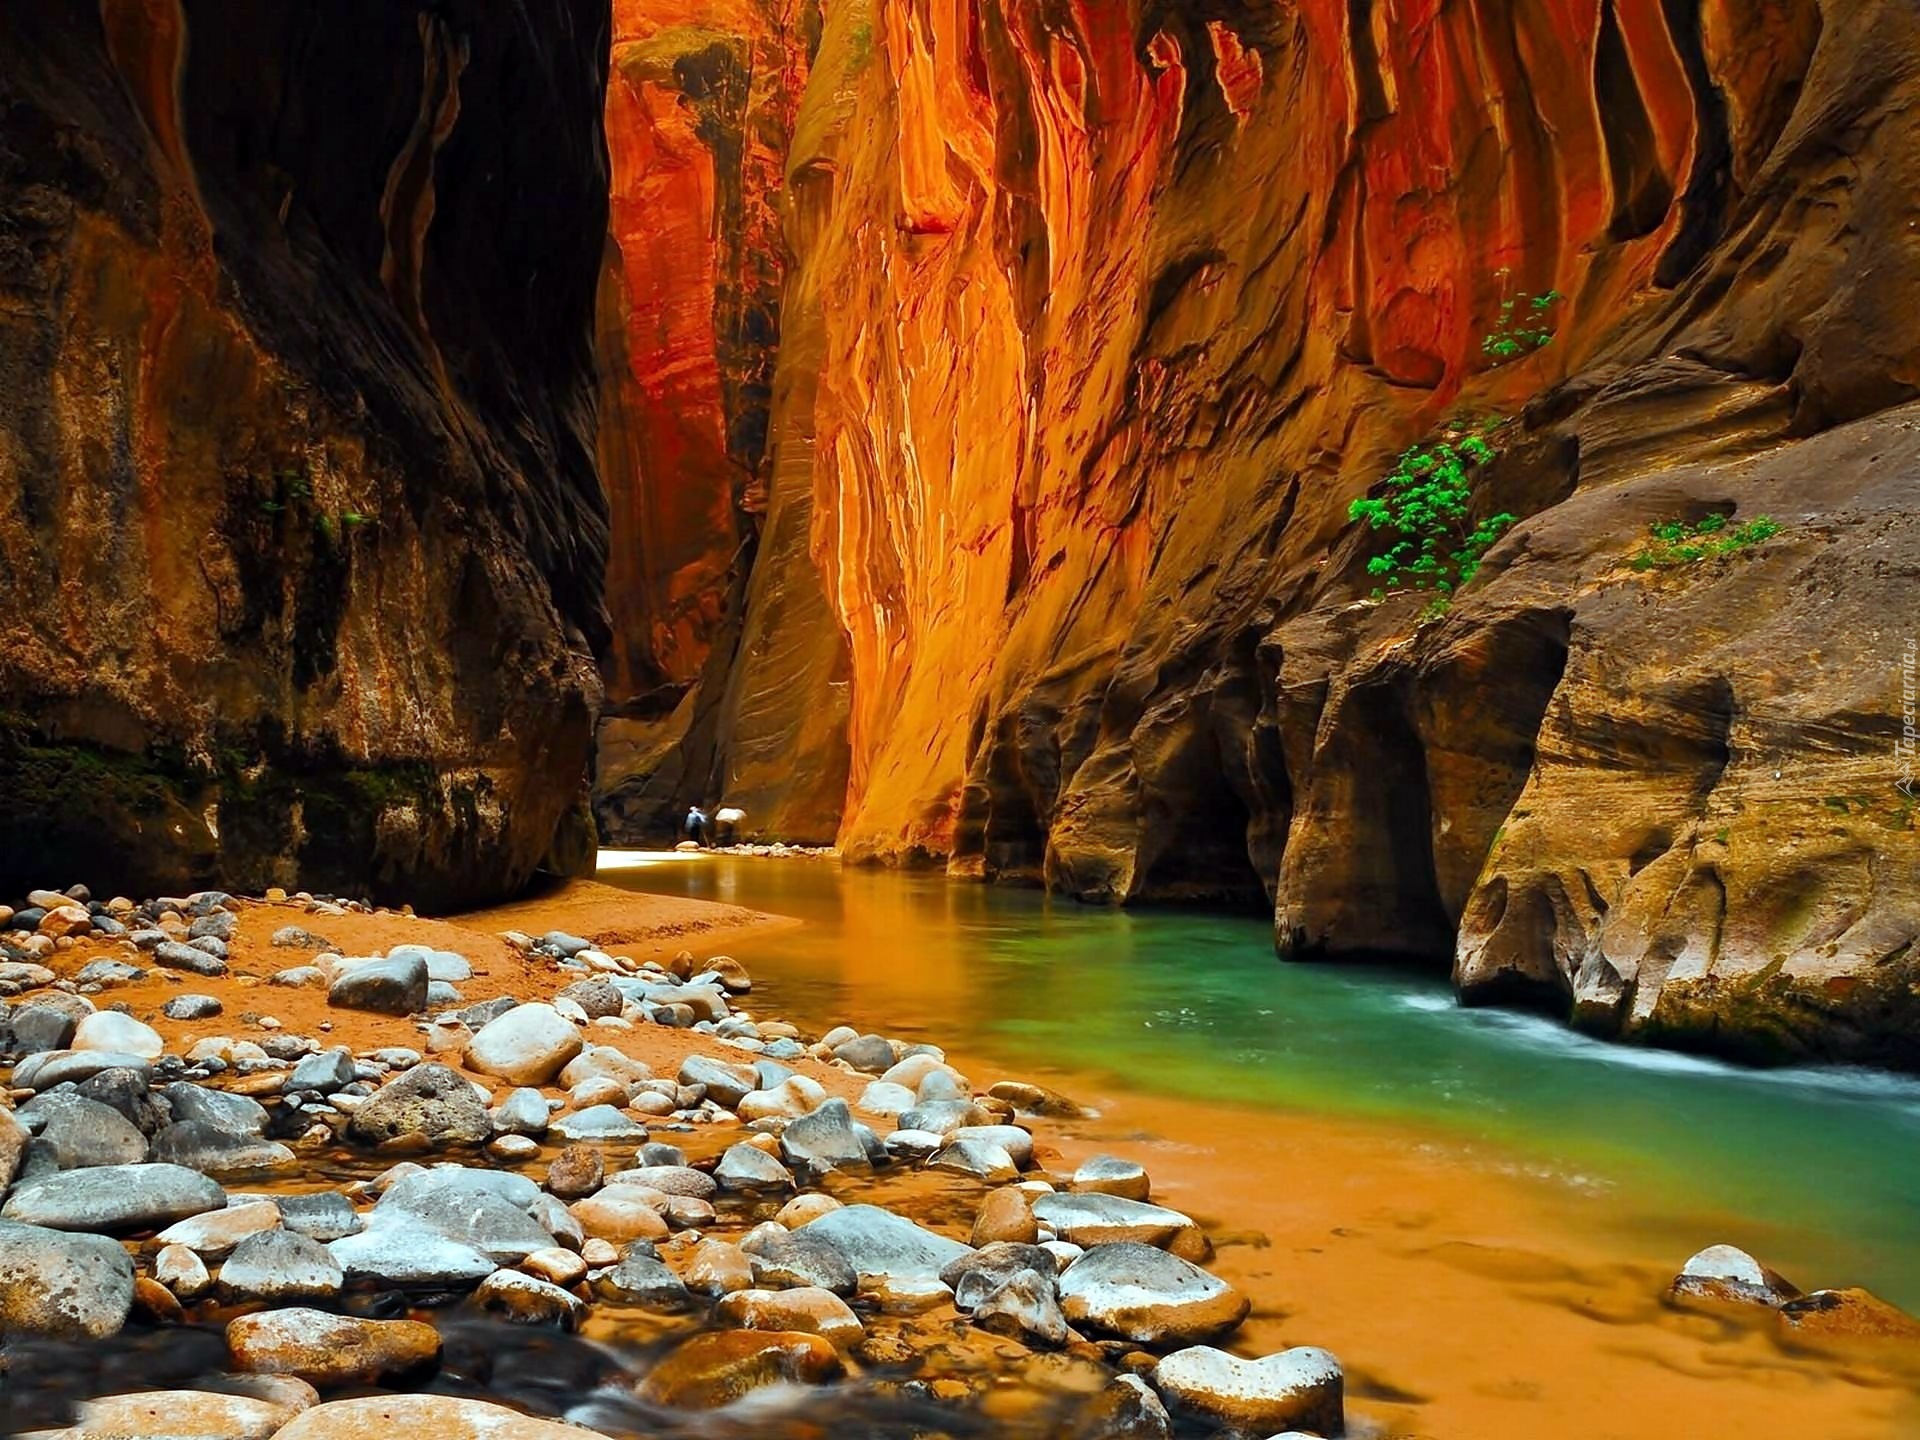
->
1482;278;1561;364
1348;421;1517;620
1630;514;1781;571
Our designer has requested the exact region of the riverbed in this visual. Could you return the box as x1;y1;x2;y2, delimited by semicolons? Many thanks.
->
602;850;1920;1440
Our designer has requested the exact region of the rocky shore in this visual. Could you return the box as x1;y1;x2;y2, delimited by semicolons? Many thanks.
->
0;882;1912;1440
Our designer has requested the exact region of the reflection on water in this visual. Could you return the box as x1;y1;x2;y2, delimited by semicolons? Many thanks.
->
605;854;1920;1310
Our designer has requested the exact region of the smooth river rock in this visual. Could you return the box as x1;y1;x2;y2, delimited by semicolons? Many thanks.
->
227;1307;443;1387
0;1218;135;1338
270;1395;589;1440
1058;1242;1249;1345
328;954;429;1015
1033;1192;1211;1261
1151;1345;1344;1435
464;1004;584;1085
2;1163;226;1233
344;1062;491;1148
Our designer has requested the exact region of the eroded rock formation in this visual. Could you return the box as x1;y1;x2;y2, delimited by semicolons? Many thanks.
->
609;0;1920;1064
0;1;611;908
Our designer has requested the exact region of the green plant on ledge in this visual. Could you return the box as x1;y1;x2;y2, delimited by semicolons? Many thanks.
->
1348;420;1518;621
1482;272;1562;364
1629;514;1782;571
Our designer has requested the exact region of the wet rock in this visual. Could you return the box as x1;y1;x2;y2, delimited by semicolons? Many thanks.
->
155;940;228;977
594;1247;692;1307
49;1389;302;1440
856;1080;917;1117
2;1162;226;1233
18;1090;149;1168
569;1184;670;1243
163;993;224;1021
151;1120;298;1176
155;1198;283;1257
163;1083;269;1136
376;1168;554;1262
276;1396;596;1439
15;1048;153;1092
609;1164;715;1199
1151;1345;1343;1435
972;1186;1040;1247
774;1193;843;1228
69;1009;164;1060
716;1286;863;1348
7;1002;79;1053
898;1099;996;1136
832;1034;897;1072
474;1267;587;1328
286;1047;357;1094
743;1227;859;1295
568;1076;629;1109
227;1307;443;1387
1669;1244;1801;1307
0;1218;135;1337
219;1229;345;1302
943;1242;1059;1311
928;1135;1018;1183
0;1107;27;1188
274;1191;362;1242
327;1219;498;1289
464;1004;584;1085
76;1066;171;1136
678;1055;757;1108
1033;1193;1211;1261
488;1133;540;1161
155;1242;212;1298
714;1142;795;1192
1058;1243;1249;1345
546;1144;605;1199
1081;1374;1172;1440
521;1246;588;1286
561;1045;653;1090
779;1098;871;1172
798;1204;972;1297
685;1238;756;1296
974;1266;1071;1347
1778;1287;1920;1340
345;1063;491;1148
637;1330;844;1408
549;1104;649;1145
1071;1155;1150;1201
386;943;472;982
328;955;429;1015
271;966;329;989
189;910;238;942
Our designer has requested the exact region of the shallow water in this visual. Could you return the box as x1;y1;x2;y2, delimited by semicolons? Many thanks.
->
604;853;1920;1312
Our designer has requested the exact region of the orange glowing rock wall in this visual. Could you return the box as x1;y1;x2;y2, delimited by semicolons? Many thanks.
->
597;0;812;709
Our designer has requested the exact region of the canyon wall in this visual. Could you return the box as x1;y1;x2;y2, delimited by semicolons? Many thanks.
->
0;1;612;909
617;0;1920;1065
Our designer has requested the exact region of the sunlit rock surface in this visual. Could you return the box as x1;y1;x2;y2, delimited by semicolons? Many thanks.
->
0;1;611;907
616;0;1919;1064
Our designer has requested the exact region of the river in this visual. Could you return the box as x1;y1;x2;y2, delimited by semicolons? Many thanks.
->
602;850;1920;1439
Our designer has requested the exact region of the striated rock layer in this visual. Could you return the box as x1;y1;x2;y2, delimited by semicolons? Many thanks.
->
615;0;1920;1065
0;1;612;908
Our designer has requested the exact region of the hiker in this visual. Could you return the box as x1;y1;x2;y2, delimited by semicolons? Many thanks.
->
683;805;709;846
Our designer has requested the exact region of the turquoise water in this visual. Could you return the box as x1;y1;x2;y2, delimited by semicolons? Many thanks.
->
603;855;1920;1309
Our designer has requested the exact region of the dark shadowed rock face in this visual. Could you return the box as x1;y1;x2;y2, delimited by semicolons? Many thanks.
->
598;0;1920;1066
0;0;611;909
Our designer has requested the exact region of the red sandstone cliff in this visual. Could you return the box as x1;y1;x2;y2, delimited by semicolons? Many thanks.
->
604;0;1920;1065
0;1;611;908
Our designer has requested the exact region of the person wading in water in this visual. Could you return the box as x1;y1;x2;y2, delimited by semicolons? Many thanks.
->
683;805;709;847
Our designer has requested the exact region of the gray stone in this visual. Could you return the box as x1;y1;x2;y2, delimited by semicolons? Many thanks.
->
677;1055;758;1108
491;1087;552;1137
271;925;334;950
329;955;429;1015
155;940;227;976
1;1162;227;1234
163;994;224;1021
539;931;593;957
163;1082;269;1135
713;1143;795;1192
594;1249;692;1308
18;1090;149;1168
549;1104;649;1145
345;1062;491;1148
328;1219;498;1289
556;979;622;1020
273;1190;364;1242
798;1205;973;1292
928;1136;1018;1183
0;1218;135;1338
376;1169;553;1262
286;1047;357;1094
942;1242;1059;1311
219;1229;345;1302
189;910;238;942
605;1165;715;1199
475;1268;586;1328
897;1099;996;1136
778;1098;872;1174
151;1121;298;1177
270;966;329;989
973;1266;1070;1347
1070;1154;1150;1201
832;1035;897;1072
75;1066;171;1136
464;1004;583;1086
74;959;146;988
15;1049;155;1091
1032;1192;1210;1260
8;1002;78;1053
742;1228;858;1295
